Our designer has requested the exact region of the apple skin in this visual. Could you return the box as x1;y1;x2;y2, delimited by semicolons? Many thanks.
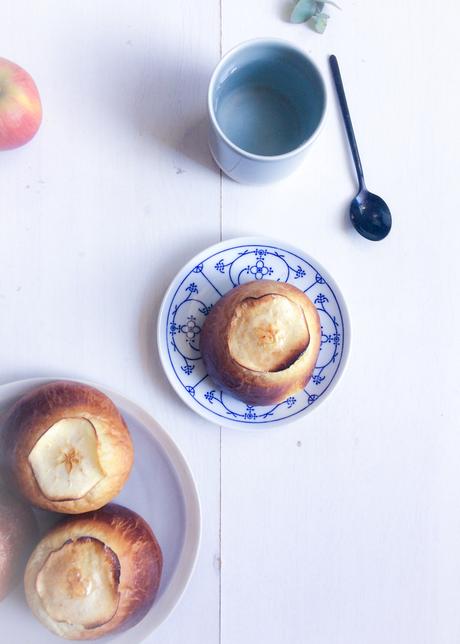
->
0;57;42;151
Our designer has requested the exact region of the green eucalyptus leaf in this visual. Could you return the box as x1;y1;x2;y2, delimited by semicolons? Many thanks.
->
322;0;341;9
315;2;325;14
310;12;329;33
290;0;317;23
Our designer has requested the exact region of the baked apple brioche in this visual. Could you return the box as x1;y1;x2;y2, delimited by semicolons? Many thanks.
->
201;280;321;405
24;503;162;640
1;381;133;513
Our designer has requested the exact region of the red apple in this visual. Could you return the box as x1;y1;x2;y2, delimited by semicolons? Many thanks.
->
0;57;42;151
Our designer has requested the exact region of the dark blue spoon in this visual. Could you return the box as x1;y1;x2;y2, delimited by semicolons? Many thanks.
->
329;55;392;241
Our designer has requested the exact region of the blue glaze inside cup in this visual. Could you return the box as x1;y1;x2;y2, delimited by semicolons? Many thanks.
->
213;42;326;157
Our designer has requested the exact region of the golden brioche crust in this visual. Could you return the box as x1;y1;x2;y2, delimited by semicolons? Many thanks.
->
24;503;163;640
201;280;321;406
1;381;134;513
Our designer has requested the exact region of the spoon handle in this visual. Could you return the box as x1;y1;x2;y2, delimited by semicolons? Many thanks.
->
329;55;366;190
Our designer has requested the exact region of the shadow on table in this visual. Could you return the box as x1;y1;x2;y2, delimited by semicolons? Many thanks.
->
278;1;295;22
96;46;220;176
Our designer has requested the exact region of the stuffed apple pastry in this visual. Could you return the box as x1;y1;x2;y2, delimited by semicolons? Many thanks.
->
24;503;162;640
1;381;133;514
200;280;321;405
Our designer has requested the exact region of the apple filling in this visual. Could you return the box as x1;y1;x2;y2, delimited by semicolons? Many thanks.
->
28;418;105;501
36;536;120;629
228;293;310;372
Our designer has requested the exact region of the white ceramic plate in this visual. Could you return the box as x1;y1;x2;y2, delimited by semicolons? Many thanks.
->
0;377;201;644
158;236;351;428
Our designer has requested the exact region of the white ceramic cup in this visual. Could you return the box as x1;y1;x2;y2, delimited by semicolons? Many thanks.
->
208;38;327;184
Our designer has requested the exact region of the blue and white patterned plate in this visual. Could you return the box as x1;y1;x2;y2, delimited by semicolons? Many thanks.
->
157;237;350;428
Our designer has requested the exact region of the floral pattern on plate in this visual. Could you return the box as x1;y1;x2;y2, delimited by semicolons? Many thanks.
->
159;238;350;427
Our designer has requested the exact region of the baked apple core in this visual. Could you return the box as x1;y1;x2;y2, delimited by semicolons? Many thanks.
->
28;418;105;501
228;293;310;372
36;536;120;629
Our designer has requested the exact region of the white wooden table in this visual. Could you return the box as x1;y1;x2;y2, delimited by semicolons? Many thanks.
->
1;2;459;643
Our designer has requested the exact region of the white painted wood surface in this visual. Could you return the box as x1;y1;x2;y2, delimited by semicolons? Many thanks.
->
1;1;459;643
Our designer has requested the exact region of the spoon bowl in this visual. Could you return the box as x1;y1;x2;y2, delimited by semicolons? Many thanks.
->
350;190;392;241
